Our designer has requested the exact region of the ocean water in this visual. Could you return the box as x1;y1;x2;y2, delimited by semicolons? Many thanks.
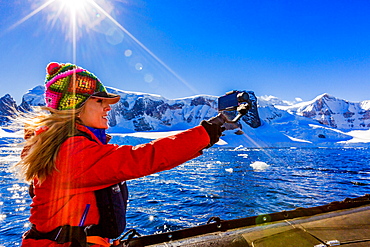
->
1;141;369;246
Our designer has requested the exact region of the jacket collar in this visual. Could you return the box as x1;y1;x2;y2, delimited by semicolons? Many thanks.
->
85;126;107;144
76;124;111;144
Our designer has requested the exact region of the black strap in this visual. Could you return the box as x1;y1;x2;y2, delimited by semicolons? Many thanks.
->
23;225;87;247
74;131;129;239
29;182;35;198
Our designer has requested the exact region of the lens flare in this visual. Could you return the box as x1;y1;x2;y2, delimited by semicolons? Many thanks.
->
46;0;114;40
8;0;55;31
8;0;199;95
9;0;114;41
64;0;88;12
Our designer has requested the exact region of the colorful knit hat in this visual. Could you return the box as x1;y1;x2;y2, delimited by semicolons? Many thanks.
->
44;62;120;110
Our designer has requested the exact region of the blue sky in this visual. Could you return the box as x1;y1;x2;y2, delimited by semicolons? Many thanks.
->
0;0;370;103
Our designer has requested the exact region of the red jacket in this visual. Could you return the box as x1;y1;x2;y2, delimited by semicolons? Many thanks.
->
22;124;210;246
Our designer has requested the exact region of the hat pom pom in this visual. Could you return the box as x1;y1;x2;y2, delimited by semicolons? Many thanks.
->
46;62;61;75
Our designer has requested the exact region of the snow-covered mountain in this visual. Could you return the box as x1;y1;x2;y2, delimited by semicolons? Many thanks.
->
5;85;261;132
0;94;18;125
18;85;46;111
0;86;46;125
105;87;260;132
270;93;370;130
253;93;370;146
2;85;370;147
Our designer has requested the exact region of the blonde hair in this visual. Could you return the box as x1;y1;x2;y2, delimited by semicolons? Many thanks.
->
16;106;83;183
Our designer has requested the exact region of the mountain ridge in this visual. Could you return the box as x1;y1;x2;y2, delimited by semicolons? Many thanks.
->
268;93;370;129
1;85;370;147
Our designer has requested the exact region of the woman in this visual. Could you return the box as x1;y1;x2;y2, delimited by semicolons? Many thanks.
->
17;62;223;247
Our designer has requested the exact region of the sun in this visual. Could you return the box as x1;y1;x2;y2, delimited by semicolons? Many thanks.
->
10;0;114;41
61;0;93;25
47;0;109;40
63;0;89;12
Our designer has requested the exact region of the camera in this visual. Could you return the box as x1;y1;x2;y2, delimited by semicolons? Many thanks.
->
210;90;252;126
218;90;251;112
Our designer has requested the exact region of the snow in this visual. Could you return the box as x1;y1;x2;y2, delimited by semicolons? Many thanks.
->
6;85;370;148
284;135;312;143
111;130;182;140
106;95;370;147
107;120;370;148
0;128;23;138
339;129;370;144
250;161;270;171
22;85;45;106
360;100;370;110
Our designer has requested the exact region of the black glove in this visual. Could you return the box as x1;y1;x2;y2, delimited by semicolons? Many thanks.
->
201;119;225;148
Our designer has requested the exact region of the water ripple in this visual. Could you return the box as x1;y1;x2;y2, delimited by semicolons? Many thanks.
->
0;146;369;245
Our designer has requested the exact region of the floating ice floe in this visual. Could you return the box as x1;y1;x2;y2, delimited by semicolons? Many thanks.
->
237;153;249;158
250;161;270;171
225;168;233;173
